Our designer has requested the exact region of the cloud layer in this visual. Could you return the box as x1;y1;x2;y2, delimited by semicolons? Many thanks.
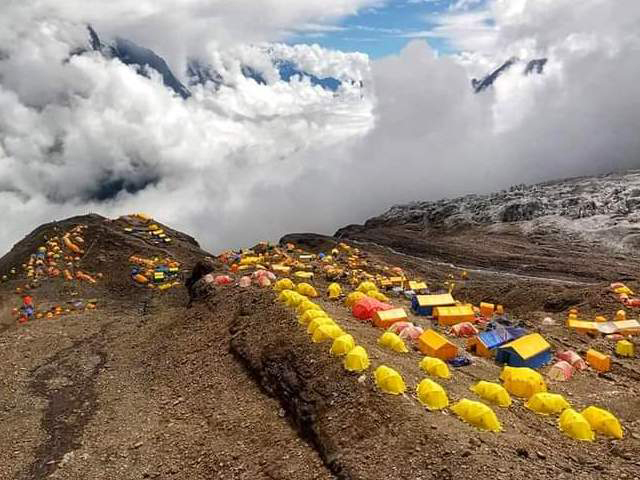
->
1;0;640;254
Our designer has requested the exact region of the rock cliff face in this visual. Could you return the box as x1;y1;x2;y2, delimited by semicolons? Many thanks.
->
338;171;640;250
335;171;640;282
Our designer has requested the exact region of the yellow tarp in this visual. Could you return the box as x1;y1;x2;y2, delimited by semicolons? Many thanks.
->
374;366;406;395
378;332;408;353
416;379;449;411
559;409;594;441
419;357;451;379
344;346;370;372
451;399;502;432
470;381;512;407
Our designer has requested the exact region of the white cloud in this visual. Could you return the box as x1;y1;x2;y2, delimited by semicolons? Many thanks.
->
1;0;640;256
295;23;348;33
420;8;499;51
1;0;380;78
450;0;486;12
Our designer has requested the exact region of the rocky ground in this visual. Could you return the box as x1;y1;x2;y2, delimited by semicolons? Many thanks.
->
1;210;639;480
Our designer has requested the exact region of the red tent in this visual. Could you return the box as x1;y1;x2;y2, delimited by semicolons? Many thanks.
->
557;350;587;371
214;275;232;285
399;325;424;342
352;297;393;320
548;360;575;381
388;321;414;335
450;322;478;337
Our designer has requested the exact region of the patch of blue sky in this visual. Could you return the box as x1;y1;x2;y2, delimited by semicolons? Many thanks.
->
288;0;489;58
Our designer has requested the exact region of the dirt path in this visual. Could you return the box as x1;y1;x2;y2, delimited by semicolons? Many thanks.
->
352;239;599;286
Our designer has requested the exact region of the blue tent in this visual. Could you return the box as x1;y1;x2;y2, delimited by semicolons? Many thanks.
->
411;294;455;316
496;333;552;368
477;326;526;351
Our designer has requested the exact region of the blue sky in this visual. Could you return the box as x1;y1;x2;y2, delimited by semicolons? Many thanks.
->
289;0;490;58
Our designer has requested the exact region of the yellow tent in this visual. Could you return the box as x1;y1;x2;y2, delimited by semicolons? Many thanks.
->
581;406;623;439
525;392;570;415
378;332;408;353
451;399;502;432
330;334;355;356
419;357;451;379
372;308;408;329
272;264;291;274
240;256;260;266
356;281;378;294
368;291;390;303
374;366;406;395
297;283;318;298
277;289;295;304
433;305;475;326
615;339;634;357
307;317;335;334
345;291;367;308
416;379;449;411
297;299;322;315
470;381;512;407
294;271;314;280
417;330;457;360
558;409;594;441
500;366;547;398
298;309;328;326
413;293;455;315
567;319;599;334
274;278;295;292
408;281;427;291
344;346;370;372
327;283;342;299
312;324;344;343
284;292;306;308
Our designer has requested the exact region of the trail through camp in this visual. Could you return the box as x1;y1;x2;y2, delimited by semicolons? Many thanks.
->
1;213;639;480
